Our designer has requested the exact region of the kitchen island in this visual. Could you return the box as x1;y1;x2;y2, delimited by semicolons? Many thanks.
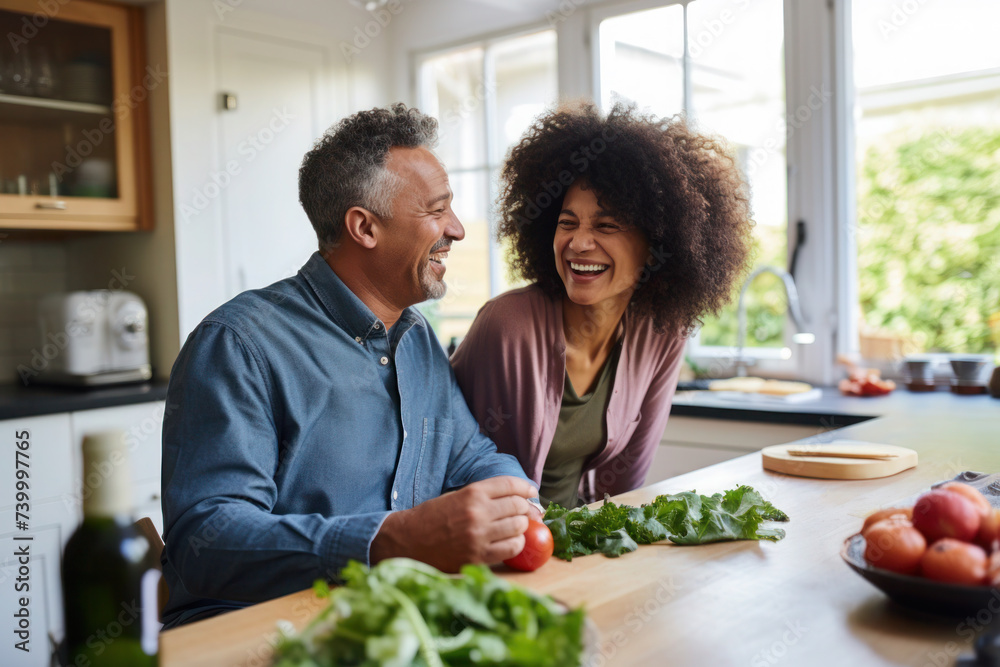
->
160;402;1000;666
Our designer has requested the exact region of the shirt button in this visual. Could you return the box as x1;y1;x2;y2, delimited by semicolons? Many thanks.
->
355;336;361;343
392;490;398;500
380;356;389;365
374;323;381;330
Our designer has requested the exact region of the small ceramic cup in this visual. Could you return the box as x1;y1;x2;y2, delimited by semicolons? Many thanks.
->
904;358;936;392
905;359;933;382
950;359;988;386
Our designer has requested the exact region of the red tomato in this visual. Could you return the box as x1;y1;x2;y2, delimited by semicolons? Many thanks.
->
861;507;913;536
919;538;988;585
504;519;554;572
863;520;927;575
978;508;1000;553
860;378;894;395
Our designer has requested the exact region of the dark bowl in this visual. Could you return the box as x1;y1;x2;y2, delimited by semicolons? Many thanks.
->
841;471;1000;617
841;534;1000;617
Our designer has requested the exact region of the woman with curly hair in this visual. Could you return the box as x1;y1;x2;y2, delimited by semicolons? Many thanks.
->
451;102;753;508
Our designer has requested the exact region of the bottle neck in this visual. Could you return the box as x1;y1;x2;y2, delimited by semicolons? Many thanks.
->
81;448;133;520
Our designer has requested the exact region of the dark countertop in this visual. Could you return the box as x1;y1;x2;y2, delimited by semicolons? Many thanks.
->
0;381;170;420
670;386;1000;426
2;378;997;426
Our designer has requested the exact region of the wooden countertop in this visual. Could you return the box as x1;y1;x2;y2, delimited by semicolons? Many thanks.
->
160;410;1000;667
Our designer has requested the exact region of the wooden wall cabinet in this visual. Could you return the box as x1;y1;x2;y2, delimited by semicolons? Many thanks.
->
0;0;152;232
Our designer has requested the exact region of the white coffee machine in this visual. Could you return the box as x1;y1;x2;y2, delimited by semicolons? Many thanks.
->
35;290;152;386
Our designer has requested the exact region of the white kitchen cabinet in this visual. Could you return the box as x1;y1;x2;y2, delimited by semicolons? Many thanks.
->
0;414;79;667
647;444;753;483
69;401;166;533
0;401;165;663
0;414;74;511
644;416;833;485
0;501;79;667
70;402;166;487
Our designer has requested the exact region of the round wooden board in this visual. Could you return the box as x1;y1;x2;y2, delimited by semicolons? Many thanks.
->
761;440;918;480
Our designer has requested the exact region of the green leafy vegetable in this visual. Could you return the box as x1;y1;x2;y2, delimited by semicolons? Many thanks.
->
543;485;789;560
271;558;585;667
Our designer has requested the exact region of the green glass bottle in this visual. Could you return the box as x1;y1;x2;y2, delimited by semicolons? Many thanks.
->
61;430;160;666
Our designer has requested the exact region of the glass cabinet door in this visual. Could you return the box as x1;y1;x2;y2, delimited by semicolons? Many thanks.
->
0;0;147;231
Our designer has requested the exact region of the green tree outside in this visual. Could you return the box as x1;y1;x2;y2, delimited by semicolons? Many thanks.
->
856;126;1000;356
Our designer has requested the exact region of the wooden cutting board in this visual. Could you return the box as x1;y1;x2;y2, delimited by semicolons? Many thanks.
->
761;440;918;480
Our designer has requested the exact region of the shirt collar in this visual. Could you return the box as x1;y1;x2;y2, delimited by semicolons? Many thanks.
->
299;252;423;340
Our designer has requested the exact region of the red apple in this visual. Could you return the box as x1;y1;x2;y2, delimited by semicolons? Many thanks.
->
863;520;926;575
912;490;981;543
940;482;993;519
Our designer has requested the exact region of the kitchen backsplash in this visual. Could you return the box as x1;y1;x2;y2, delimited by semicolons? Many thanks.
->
0;242;69;385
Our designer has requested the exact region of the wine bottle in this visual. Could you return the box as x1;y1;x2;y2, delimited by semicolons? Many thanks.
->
61;430;160;666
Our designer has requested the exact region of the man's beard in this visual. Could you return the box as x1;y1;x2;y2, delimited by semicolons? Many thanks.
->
419;238;450;300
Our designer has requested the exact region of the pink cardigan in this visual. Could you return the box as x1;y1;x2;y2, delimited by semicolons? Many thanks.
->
451;285;685;500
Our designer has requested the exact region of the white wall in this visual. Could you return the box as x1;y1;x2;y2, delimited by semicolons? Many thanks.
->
162;0;394;342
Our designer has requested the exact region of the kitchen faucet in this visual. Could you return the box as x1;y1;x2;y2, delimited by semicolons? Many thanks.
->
734;266;814;377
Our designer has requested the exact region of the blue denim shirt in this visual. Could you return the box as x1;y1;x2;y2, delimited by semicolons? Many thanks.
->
160;252;529;628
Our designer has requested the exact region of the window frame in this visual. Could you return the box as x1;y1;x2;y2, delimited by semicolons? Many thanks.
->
412;23;559;302
588;0;839;382
409;0;851;385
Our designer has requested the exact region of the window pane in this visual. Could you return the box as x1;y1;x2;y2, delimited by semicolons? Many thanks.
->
418;32;557;344
852;0;1000;358
418;31;558;345
418;47;487;171
599;5;685;117
489;30;558;295
490;30;559;162
687;0;788;349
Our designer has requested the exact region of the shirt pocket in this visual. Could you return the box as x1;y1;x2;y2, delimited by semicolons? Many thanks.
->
412;417;454;506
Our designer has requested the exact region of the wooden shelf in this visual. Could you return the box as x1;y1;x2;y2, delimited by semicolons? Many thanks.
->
0;93;111;115
0;0;151;232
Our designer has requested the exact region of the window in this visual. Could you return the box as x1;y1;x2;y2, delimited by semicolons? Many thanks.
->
593;0;794;372
416;30;558;345
598;4;685;118
407;0;1000;382
851;0;1000;361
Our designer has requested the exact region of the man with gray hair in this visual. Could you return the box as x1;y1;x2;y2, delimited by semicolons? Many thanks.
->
159;104;538;629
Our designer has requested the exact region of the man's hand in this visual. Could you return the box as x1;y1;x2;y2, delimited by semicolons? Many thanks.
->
371;476;537;572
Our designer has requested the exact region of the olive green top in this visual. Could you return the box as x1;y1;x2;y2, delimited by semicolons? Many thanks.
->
538;342;622;508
